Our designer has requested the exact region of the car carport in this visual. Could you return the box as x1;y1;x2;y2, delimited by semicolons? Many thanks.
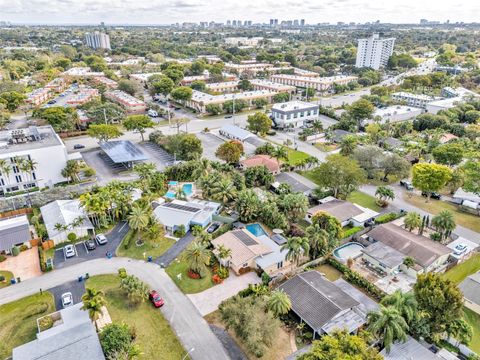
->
99;140;149;169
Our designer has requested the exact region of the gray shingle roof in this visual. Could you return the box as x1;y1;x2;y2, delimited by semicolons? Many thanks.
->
274;172;317;194
0;215;31;252
308;199;363;223
362;241;405;269
279;271;359;332
460;272;480;306
380;336;439;360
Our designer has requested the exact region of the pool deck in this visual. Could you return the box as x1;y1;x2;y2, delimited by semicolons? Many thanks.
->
333;242;365;262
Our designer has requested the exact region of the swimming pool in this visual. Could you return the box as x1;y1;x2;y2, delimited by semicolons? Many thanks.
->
165;191;176;199
333;242;365;262
182;183;193;197
246;223;268;237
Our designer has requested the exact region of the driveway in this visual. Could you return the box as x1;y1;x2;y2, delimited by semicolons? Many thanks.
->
196;132;225;161
0;258;231;360
155;232;195;267
188;271;261;316
48;279;86;311
0;247;41;281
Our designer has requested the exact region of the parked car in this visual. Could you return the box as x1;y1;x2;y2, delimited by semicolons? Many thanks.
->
149;290;165;308
73;144;85;150
206;222;220;234
421;191;441;200
453;244;468;256
147;109;158;117
95;234;108;245
174;107;181;111
224;115;233;119
85;239;96;251
61;292;73;308
64;244;76;258
47;100;56;105
400;179;414;190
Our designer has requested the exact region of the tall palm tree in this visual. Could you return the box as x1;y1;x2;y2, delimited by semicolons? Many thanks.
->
281;236;310;268
235;189;259;222
271;146;288;164
339;135;357;156
367;306;409;353
54;223;69;240
267;289;292;317
211;178;237;204
127;205;150;244
81;288;106;323
404;212;421;232
217;244;232;268
375;186;395;205
432;210;456;243
183;241;211;278
0;158;12;194
380;290;417;324
61;160;81;183
306;225;337;259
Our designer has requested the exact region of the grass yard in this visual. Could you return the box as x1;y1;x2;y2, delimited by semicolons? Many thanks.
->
314;264;342;281
86;275;185;360
443;253;480;285
314;143;338;152
166;256;213;294
286;148;310;166
403;194;480;233
0;270;13;288
116;229;175;260
0;292;55;359
463;307;480;354
347;191;382;212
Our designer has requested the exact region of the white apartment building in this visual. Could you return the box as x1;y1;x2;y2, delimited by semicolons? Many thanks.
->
224;37;263;46
205;81;239;93
250;79;296;93
391;92;435;109
271;101;319;128
0;126;69;195
104;90;146;115
355;34;396;70
85;31;111;50
269;74;358;92
185;90;277;113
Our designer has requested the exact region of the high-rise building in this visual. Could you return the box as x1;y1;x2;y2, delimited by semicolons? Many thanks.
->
270;19;274;26
300;19;305;26
227;20;231;26
293;20;299;26
85;31;111;50
232;20;237;26
355;33;395;70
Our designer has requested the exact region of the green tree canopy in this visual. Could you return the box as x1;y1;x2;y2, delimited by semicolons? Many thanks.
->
412;163;452;200
87;124;123;142
123;114;155;141
247;112;272;135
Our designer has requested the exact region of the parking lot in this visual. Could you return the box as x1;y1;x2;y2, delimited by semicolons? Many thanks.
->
42;84;79;109
137;142;174;170
82;149;139;185
196;132;225;161
49;280;86;311
53;221;130;269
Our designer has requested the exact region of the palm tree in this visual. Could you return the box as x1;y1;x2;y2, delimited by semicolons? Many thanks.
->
61;160;81;183
235;189;260;222
0;158;12;194
339;135;357;156
403;212;421;232
183;241;211;278
432;210;456;243
367;306;409;353
81;288;106;323
120;275;149;304
127;205;150;244
217;244;232;268
54;223;69;240
211;178;237;204
271;146;288;164
380;290;417;324
267;289;292;317
281;236;310;268
403;256;415;269
375;186;395;206
306;225;337;259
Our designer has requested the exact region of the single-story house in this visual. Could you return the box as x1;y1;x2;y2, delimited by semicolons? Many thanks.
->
452;188;480;209
240;155;280;174
40;200;94;244
279;271;366;337
380;336;454;360
330;129;353;143
13;303;105;360
153;199;220;235
305;197;379;227
271;172;317;196
362;223;452;277
0;215;32;254
460;272;480;314
219;124;253;142
447;237;478;262
439;133;458;144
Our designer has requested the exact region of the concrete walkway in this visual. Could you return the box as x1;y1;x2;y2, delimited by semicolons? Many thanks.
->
0;257;230;360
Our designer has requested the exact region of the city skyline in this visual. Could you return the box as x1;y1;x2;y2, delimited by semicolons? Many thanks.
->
0;0;479;25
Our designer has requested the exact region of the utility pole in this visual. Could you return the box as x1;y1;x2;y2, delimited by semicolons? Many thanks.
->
232;93;236;126
103;108;108;124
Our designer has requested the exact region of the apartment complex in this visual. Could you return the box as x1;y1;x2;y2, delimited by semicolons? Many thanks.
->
250;79;296;93
66;87;100;107
205;81;239;93
270;74;358;92
0;126;68;195
271;101;319;128
224;37;264;46
62;67;104;78
26;88;52;106
85;31;111;50
93;76;118;89
45;77;69;92
391;92;435;109
104;90;146;115
355;34;395;70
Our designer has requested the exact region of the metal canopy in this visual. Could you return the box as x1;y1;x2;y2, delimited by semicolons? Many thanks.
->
100;140;148;164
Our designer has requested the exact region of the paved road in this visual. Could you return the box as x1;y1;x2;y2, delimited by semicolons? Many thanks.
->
0;257;230;360
361;184;480;243
155;232;195;267
48;279;86;311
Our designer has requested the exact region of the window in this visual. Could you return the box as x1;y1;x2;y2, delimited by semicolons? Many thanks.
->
242;263;248;268
277;261;283;269
15;175;22;183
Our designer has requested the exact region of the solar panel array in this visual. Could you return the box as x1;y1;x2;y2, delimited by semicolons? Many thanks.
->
100;140;149;163
163;202;201;213
271;234;287;245
232;230;258;246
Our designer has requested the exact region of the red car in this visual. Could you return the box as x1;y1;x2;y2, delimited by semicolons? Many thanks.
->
149;290;165;308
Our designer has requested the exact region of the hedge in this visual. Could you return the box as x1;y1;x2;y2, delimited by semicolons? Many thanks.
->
341;226;363;239
327;257;386;301
375;212;400;224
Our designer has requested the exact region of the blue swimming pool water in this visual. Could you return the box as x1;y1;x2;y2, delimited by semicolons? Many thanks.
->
168;181;178;186
182;183;193;196
165;191;176;199
246;223;268;237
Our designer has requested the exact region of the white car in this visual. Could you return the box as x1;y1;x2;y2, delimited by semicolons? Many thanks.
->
64;245;76;258
147;109;158;117
95;234;108;245
61;292;73;308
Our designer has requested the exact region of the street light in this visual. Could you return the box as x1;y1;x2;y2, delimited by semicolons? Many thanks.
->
182;347;195;360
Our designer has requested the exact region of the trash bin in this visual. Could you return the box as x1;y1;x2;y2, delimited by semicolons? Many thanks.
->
10;278;16;285
148;256;153;262
85;273;90;279
78;275;83;282
106;252;112;259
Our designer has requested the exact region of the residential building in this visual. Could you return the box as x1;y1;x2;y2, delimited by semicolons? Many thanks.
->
306;197;379;227
218;125;253;142
460;272;480;314
240;155;280;174
85;31;111;50
185;90;277;113
223;62;274;76
93;76;118;89
25;88;51;106
130;72;162;83
452;188;480;209
224;37;263;46
269;74;358;92
249;79;296;94
279;271;366;337
292;67;319;77
205;81;239;93
62;67;104;78
330;129;353;143
153;199;220;234
40;200;94;244
380;336;453;360
371;105;423;124
0;215;32;254
362;223;452;277
355;33;395;70
45;77;69;92
0;126;69;195
271;101;319;128
104;90;146;115
66;86;99;107
271;172;317;196
12;303;105;360
391;91;434;108
426;88;479;114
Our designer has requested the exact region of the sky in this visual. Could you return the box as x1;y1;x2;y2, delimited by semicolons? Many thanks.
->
1;0;479;25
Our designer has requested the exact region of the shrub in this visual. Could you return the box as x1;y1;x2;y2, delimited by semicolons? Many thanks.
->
0;275;5;282
430;232;442;241
187;269;201;279
38;315;54;331
217;267;229;280
261;271;271;285
122;230;135;249
19;244;29;252
83;167;96;177
11;246;20;256
212;274;223;284
67;232;77;242
374;212;399;224
118;268;127;279
100;323;135;358
341;226;363;239
0;254;6;263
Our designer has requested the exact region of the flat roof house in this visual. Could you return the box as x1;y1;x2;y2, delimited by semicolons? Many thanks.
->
279;271;366;337
240;155;280;174
271;101;319;129
219;125;253;142
0;215;31;254
306;198;379;227
362;223;452;277
460;272;480;315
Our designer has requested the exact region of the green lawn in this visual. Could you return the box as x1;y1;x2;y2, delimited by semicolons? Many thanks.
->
116;229;175;260
286;148;310;166
166;257;213;294
443;253;480;285
86;275;185;360
404;194;480;233
315;264;342;281
314;143;338;152
0;271;13;288
0;292;55;359
347;191;382;212
464;307;480;354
